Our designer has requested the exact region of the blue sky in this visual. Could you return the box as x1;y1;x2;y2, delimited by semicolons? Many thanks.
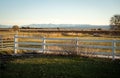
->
0;0;120;25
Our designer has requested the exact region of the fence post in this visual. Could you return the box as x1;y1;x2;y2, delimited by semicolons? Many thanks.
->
42;37;46;53
112;40;116;60
14;35;18;54
76;37;79;55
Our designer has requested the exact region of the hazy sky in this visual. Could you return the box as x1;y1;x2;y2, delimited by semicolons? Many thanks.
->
0;0;120;25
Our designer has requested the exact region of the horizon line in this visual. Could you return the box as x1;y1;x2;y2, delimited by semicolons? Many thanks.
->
0;23;109;26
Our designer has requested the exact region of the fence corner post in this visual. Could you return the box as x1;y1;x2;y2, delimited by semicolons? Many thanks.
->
14;35;18;54
112;40;116;60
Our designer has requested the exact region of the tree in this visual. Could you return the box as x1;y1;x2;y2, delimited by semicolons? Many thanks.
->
110;15;120;30
12;25;19;35
12;25;19;31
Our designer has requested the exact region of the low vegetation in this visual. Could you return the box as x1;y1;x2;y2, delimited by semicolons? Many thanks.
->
0;55;120;78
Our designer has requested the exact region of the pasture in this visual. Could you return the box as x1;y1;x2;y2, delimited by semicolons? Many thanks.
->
0;29;120;78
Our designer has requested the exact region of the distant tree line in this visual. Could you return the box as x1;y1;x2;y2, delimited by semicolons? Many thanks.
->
21;26;44;29
21;26;30;29
91;28;102;31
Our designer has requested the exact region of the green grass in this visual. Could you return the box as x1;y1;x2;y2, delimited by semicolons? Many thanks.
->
1;55;120;78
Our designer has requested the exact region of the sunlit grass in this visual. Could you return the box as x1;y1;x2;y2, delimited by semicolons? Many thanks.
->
0;31;120;39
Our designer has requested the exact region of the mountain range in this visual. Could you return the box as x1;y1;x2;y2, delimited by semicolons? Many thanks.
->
0;24;110;29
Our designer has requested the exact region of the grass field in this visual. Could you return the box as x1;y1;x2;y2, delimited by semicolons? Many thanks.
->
0;55;120;78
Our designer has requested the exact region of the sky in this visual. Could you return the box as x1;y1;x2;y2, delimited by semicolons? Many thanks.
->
0;0;120;25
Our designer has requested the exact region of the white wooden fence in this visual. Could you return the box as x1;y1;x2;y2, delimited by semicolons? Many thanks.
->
13;35;120;60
